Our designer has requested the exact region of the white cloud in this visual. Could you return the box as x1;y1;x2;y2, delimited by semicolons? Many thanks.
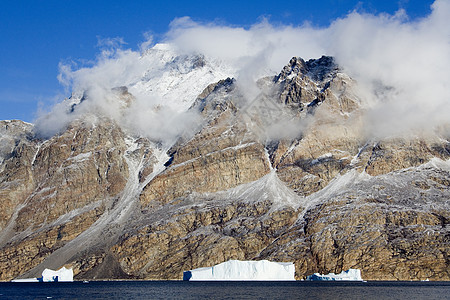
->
164;1;450;138
326;0;450;137
35;0;450;141
165;17;326;75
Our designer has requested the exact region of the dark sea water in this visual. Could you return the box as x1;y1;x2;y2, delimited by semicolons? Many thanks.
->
0;281;449;300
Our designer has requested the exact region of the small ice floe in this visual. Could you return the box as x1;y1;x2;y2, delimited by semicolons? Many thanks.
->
10;278;40;283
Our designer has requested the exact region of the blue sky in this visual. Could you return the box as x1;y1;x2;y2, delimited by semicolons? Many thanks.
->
0;0;434;122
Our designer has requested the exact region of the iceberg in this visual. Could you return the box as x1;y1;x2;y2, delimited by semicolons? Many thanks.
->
306;269;363;281
41;267;74;282
11;267;73;283
183;260;295;281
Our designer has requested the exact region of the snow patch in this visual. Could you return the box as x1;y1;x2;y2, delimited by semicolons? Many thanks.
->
427;157;450;172
31;143;43;166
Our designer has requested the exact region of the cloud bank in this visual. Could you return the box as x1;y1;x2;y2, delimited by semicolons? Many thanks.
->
327;1;450;137
35;0;450;142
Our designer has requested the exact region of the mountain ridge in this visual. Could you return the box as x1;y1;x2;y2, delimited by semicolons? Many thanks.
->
0;47;449;281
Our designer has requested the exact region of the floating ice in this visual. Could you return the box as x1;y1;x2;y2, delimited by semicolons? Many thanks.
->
10;278;39;283
11;267;74;283
306;269;363;281
41;267;73;282
183;260;295;281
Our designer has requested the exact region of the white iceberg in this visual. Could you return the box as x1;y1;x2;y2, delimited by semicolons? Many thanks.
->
306;269;363;281
183;260;295;281
41;267;74;282
11;267;73;283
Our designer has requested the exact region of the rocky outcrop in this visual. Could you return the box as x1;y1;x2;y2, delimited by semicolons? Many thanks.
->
0;120;37;231
140;82;271;209
0;117;132;279
116;174;300;279
270;60;363;196
361;139;450;176
259;165;450;281
0;205;105;281
14;118;129;232
140;142;270;208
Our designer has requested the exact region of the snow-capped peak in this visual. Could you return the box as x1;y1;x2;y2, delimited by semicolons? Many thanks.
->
37;43;238;140
130;43;237;113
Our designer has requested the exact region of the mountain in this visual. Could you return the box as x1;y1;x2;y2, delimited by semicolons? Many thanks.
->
0;45;449;281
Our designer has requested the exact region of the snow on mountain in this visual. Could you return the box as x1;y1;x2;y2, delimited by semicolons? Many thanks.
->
65;43;237;115
130;43;237;113
0;120;34;166
38;43;237;141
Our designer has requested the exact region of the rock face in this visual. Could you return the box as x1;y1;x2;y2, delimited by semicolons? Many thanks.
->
0;118;129;280
0;53;449;281
114;173;300;280
0;120;36;232
259;166;450;281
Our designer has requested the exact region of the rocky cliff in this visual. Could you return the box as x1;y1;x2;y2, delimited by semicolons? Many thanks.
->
0;51;449;281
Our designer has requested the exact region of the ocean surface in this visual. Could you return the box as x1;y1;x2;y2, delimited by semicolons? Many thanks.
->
0;281;449;300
